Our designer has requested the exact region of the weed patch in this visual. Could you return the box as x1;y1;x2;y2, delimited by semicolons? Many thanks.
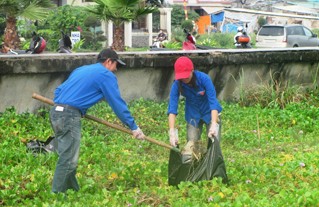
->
1;97;319;206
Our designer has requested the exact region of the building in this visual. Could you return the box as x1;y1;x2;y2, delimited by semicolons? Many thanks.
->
50;0;233;47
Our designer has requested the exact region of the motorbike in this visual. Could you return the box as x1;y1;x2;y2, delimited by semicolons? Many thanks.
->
151;38;165;49
150;31;168;49
1;31;46;55
149;28;215;51
27;32;47;54
182;29;196;50
57;31;72;53
234;34;252;48
234;25;252;49
182;29;216;50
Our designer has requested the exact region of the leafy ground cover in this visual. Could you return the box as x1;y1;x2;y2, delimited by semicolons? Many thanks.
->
0;98;318;206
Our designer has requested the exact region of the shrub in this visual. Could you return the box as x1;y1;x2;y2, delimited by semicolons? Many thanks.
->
196;34;218;48
208;32;235;48
234;70;316;108
181;19;194;33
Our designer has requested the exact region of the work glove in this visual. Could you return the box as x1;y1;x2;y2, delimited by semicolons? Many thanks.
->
208;122;219;138
132;127;145;140
169;128;179;147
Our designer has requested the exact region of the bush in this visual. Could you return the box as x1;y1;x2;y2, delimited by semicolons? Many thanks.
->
181;19;194;33
312;28;319;37
208;32;235;48
257;16;267;28
171;5;200;29
196;34;218;48
234;71;318;108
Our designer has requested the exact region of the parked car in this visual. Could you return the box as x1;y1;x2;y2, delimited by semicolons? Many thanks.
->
256;24;319;48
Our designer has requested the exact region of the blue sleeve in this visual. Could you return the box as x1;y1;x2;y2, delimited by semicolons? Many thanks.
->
99;74;138;130
202;75;222;113
167;81;180;115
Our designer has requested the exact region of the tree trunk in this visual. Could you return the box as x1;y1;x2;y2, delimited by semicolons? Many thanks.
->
4;16;20;50
112;24;125;51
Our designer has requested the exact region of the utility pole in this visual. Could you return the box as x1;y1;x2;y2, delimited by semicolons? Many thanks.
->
183;0;188;20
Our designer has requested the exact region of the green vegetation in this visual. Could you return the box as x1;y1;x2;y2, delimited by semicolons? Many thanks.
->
85;0;157;51
170;5;200;29
0;0;55;49
1;87;319;206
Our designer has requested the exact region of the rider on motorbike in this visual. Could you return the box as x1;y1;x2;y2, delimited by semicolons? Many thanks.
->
234;26;251;48
152;29;168;48
182;28;196;50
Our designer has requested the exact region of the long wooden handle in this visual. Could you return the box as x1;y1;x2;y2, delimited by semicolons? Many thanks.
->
32;93;180;152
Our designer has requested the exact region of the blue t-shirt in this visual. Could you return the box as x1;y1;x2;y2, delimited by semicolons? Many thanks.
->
54;63;138;130
167;70;222;125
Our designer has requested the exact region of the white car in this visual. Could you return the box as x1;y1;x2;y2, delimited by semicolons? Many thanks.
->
256;24;319;48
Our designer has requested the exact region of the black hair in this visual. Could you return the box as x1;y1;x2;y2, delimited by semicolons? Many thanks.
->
178;71;197;95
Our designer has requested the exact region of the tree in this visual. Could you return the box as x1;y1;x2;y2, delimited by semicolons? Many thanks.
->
146;0;163;7
171;5;199;29
0;0;55;50
83;16;106;50
86;0;158;51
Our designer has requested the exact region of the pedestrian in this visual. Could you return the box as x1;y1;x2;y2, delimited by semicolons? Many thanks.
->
167;56;222;161
152;29;168;48
50;48;145;193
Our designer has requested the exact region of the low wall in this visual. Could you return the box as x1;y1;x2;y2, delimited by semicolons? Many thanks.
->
0;48;319;113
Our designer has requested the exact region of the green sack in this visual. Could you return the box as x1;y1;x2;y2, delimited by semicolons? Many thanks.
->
168;136;228;186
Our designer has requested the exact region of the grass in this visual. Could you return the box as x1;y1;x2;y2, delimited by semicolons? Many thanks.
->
0;92;319;206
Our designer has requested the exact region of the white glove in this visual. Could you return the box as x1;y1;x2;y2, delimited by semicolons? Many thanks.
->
169;128;178;147
132;127;145;140
208;123;219;138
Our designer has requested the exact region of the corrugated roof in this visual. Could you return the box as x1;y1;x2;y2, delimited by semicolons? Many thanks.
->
273;5;318;15
201;6;224;14
224;8;319;20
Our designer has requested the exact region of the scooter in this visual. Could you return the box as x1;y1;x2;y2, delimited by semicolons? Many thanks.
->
182;29;196;50
27;31;47;54
182;29;216;50
234;25;252;49
149;28;215;51
1;31;47;55
234;34;252;48
57;31;72;53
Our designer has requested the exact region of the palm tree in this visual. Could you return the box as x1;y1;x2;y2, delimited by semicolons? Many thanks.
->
86;0;158;51
0;0;55;50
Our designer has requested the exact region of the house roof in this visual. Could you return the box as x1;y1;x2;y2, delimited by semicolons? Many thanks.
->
201;6;224;14
224;8;319;20
273;5;318;16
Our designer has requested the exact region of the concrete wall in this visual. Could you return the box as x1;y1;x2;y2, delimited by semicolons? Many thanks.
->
1;48;319;113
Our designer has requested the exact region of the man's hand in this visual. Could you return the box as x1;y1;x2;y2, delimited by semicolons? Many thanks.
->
169;128;178;147
132;127;145;140
208;122;219;138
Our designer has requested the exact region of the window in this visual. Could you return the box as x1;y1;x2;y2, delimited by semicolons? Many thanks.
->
303;27;313;37
293;27;305;35
286;27;294;35
259;26;284;36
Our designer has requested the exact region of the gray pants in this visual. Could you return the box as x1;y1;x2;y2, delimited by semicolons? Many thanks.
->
50;105;82;193
187;118;221;143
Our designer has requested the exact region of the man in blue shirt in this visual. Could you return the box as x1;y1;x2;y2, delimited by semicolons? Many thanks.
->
50;48;145;193
167;56;222;162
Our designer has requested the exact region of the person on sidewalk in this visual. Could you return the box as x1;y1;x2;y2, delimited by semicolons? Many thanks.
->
167;56;222;162
50;48;145;193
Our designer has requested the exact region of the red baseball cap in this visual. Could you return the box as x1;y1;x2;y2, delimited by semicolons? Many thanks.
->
174;56;194;80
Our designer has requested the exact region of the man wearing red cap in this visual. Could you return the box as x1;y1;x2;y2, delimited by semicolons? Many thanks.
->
167;56;222;162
